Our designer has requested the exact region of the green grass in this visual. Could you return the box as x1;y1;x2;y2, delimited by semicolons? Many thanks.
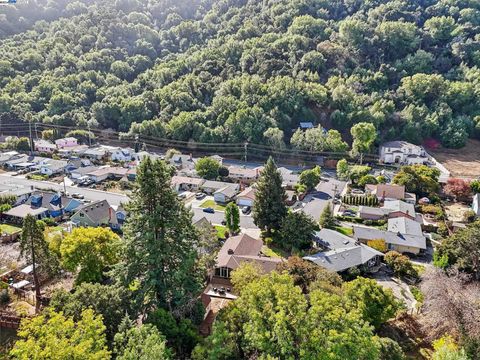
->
413;264;426;276
215;225;227;239
0;224;21;234
261;245;288;259
333;226;353;236
199;200;226;211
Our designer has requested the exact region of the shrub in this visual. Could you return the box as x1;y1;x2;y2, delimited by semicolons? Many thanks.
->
463;210;476;223
384;251;418;278
0;289;10;305
367;239;387;252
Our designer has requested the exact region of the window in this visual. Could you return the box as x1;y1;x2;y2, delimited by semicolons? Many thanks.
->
214;267;231;278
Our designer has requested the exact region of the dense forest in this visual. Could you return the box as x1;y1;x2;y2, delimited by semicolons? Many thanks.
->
1;0;480;150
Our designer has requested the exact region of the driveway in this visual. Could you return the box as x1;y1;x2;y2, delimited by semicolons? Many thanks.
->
373;269;417;310
298;178;347;221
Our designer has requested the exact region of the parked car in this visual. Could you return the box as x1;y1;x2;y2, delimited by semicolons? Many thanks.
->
72;193;84;199
203;207;215;214
242;206;251;215
79;179;94;187
343;210;356;217
351;189;364;195
195;192;206;200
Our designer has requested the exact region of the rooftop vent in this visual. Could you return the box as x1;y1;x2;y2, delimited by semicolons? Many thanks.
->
227;249;234;255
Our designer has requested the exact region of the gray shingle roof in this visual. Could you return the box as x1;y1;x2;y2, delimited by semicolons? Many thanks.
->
353;225;426;250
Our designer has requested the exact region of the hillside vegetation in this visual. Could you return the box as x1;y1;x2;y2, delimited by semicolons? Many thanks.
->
1;0;480;149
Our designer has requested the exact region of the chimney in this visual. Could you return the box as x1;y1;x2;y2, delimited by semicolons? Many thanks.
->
227;249;234;255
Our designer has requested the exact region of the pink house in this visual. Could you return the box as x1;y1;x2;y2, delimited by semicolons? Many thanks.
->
34;140;56;154
55;137;78;149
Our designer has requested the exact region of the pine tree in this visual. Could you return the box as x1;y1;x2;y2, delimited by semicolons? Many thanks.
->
253;157;287;235
224;202;240;235
319;204;335;229
20;215;57;312
115;157;202;316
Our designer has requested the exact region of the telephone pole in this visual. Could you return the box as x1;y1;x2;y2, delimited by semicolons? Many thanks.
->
244;142;248;163
28;122;34;155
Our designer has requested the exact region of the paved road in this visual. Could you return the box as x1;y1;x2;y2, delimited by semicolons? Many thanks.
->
0;174;128;207
191;207;257;229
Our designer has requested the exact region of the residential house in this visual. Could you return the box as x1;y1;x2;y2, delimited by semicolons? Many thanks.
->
114;204;127;227
201;180;239;195
34;140;56;154
4;204;48;222
25;192;82;218
473;194;480;216
213;185;238;204
70;200;120;229
0;186;34;206
304;229;383;273
70;166;100;182
358;206;390;220
212;234;282;285
170;154;196;170
39;159;68;177
110;147;134;162
65;158;91;173
55;137;78;149
57;145;89;158
278;167;300;189
228;166;263;184
365;184;410;202
379;141;429;165
86;167;128;183
82;146;114;161
0;151;21;166
132;151;161;164
353;217;426;255
171;176;204;192
5;155;47;171
382;200;416;219
236;187;256;207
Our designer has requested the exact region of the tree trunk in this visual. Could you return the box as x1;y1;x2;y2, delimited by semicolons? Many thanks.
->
31;236;41;313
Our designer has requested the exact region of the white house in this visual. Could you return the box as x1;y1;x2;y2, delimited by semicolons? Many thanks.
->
379;141;429;165
111;148;134;162
213;185;238;204
236;187;256;207
39;160;68;177
473;194;480;216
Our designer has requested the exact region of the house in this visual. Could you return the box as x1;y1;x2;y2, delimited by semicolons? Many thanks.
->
380;141;429;165
0;186;34;206
213;234;282;285
388;217;423;236
382;200;416;219
353;224;426;255
132;151;161;164
55;137;78;149
4;204;48;222
0;151;21;165
114;204;127;227
304;229;383;273
25;192;82;218
82;147;112;161
210;155;223;165
473;194;480;216
86;167;128;183
39;159;68;177
358;206;390;220
65;158;91;173
228;166;263;184
70;200;120;229
213;185;238;204
278;167;300;189
201;180;239;195
57;145;89;158
34;140;56;154
171;176;204;192
365;184;406;201
236;187;256;207
170;154;196;170
110;148;134;162
70;166;100;182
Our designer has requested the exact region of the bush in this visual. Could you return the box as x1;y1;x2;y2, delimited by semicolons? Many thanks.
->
367;239;387;252
42;217;56;226
463;210;476;223
0;289;10;305
384;251;418;278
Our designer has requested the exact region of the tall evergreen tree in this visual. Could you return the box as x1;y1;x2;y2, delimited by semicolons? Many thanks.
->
253;157;287;235
115;157;202;316
20;215;56;312
224;202;240;235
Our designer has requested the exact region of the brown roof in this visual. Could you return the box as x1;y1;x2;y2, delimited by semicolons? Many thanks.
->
366;184;405;200
171;175;204;186
237;187;256;200
216;234;282;273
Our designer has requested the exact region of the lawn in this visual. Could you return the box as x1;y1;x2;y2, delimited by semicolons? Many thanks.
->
261;245;288;259
0;224;21;234
333;226;353;236
215;225;227;239
199;200;226;211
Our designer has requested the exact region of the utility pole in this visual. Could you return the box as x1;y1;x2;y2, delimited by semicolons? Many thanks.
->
244;141;248;163
34;123;38;140
28;121;34;156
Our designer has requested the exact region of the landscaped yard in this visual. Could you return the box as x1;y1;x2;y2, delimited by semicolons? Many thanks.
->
333;226;353;236
0;224;21;235
199;200;226;211
215;225;227;239
262;244;289;259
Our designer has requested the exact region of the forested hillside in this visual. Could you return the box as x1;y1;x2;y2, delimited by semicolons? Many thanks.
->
1;0;480;149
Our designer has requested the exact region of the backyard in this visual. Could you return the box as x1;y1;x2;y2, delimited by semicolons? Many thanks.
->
199;200;226;211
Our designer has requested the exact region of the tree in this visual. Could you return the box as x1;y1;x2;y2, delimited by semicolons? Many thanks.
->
16;137;31;152
65;129;95;145
218;166;229;178
49;283;132;342
230;262;263;294
299;166;321;191
195;157;220;180
114;323;171;360
343;277;399;329
350;122;377;163
224;202;240;235
393;165;440;197
319;204;335;228
367;239;387;253
115;157;202;315
384;251;418;278
349;165;372;184
20;215;56;312
278;211;316;251
470;180;480;194
336;159;349;180
263;127;285;149
444;178;472;202
10;309;110;359
358;175;377;188
60;227;122;284
431;336;468;360
253;157;287;235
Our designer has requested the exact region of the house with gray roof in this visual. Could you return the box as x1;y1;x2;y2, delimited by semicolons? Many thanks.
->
201;181;239;195
380;141;429;165
304;229;383;273
70;200;120;230
39;159;68;177
213;185;239;204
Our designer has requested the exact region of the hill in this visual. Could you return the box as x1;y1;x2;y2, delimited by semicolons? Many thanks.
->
0;0;480;150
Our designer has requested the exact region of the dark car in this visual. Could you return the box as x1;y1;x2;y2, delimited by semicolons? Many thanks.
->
242;206;251;215
203;207;215;214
